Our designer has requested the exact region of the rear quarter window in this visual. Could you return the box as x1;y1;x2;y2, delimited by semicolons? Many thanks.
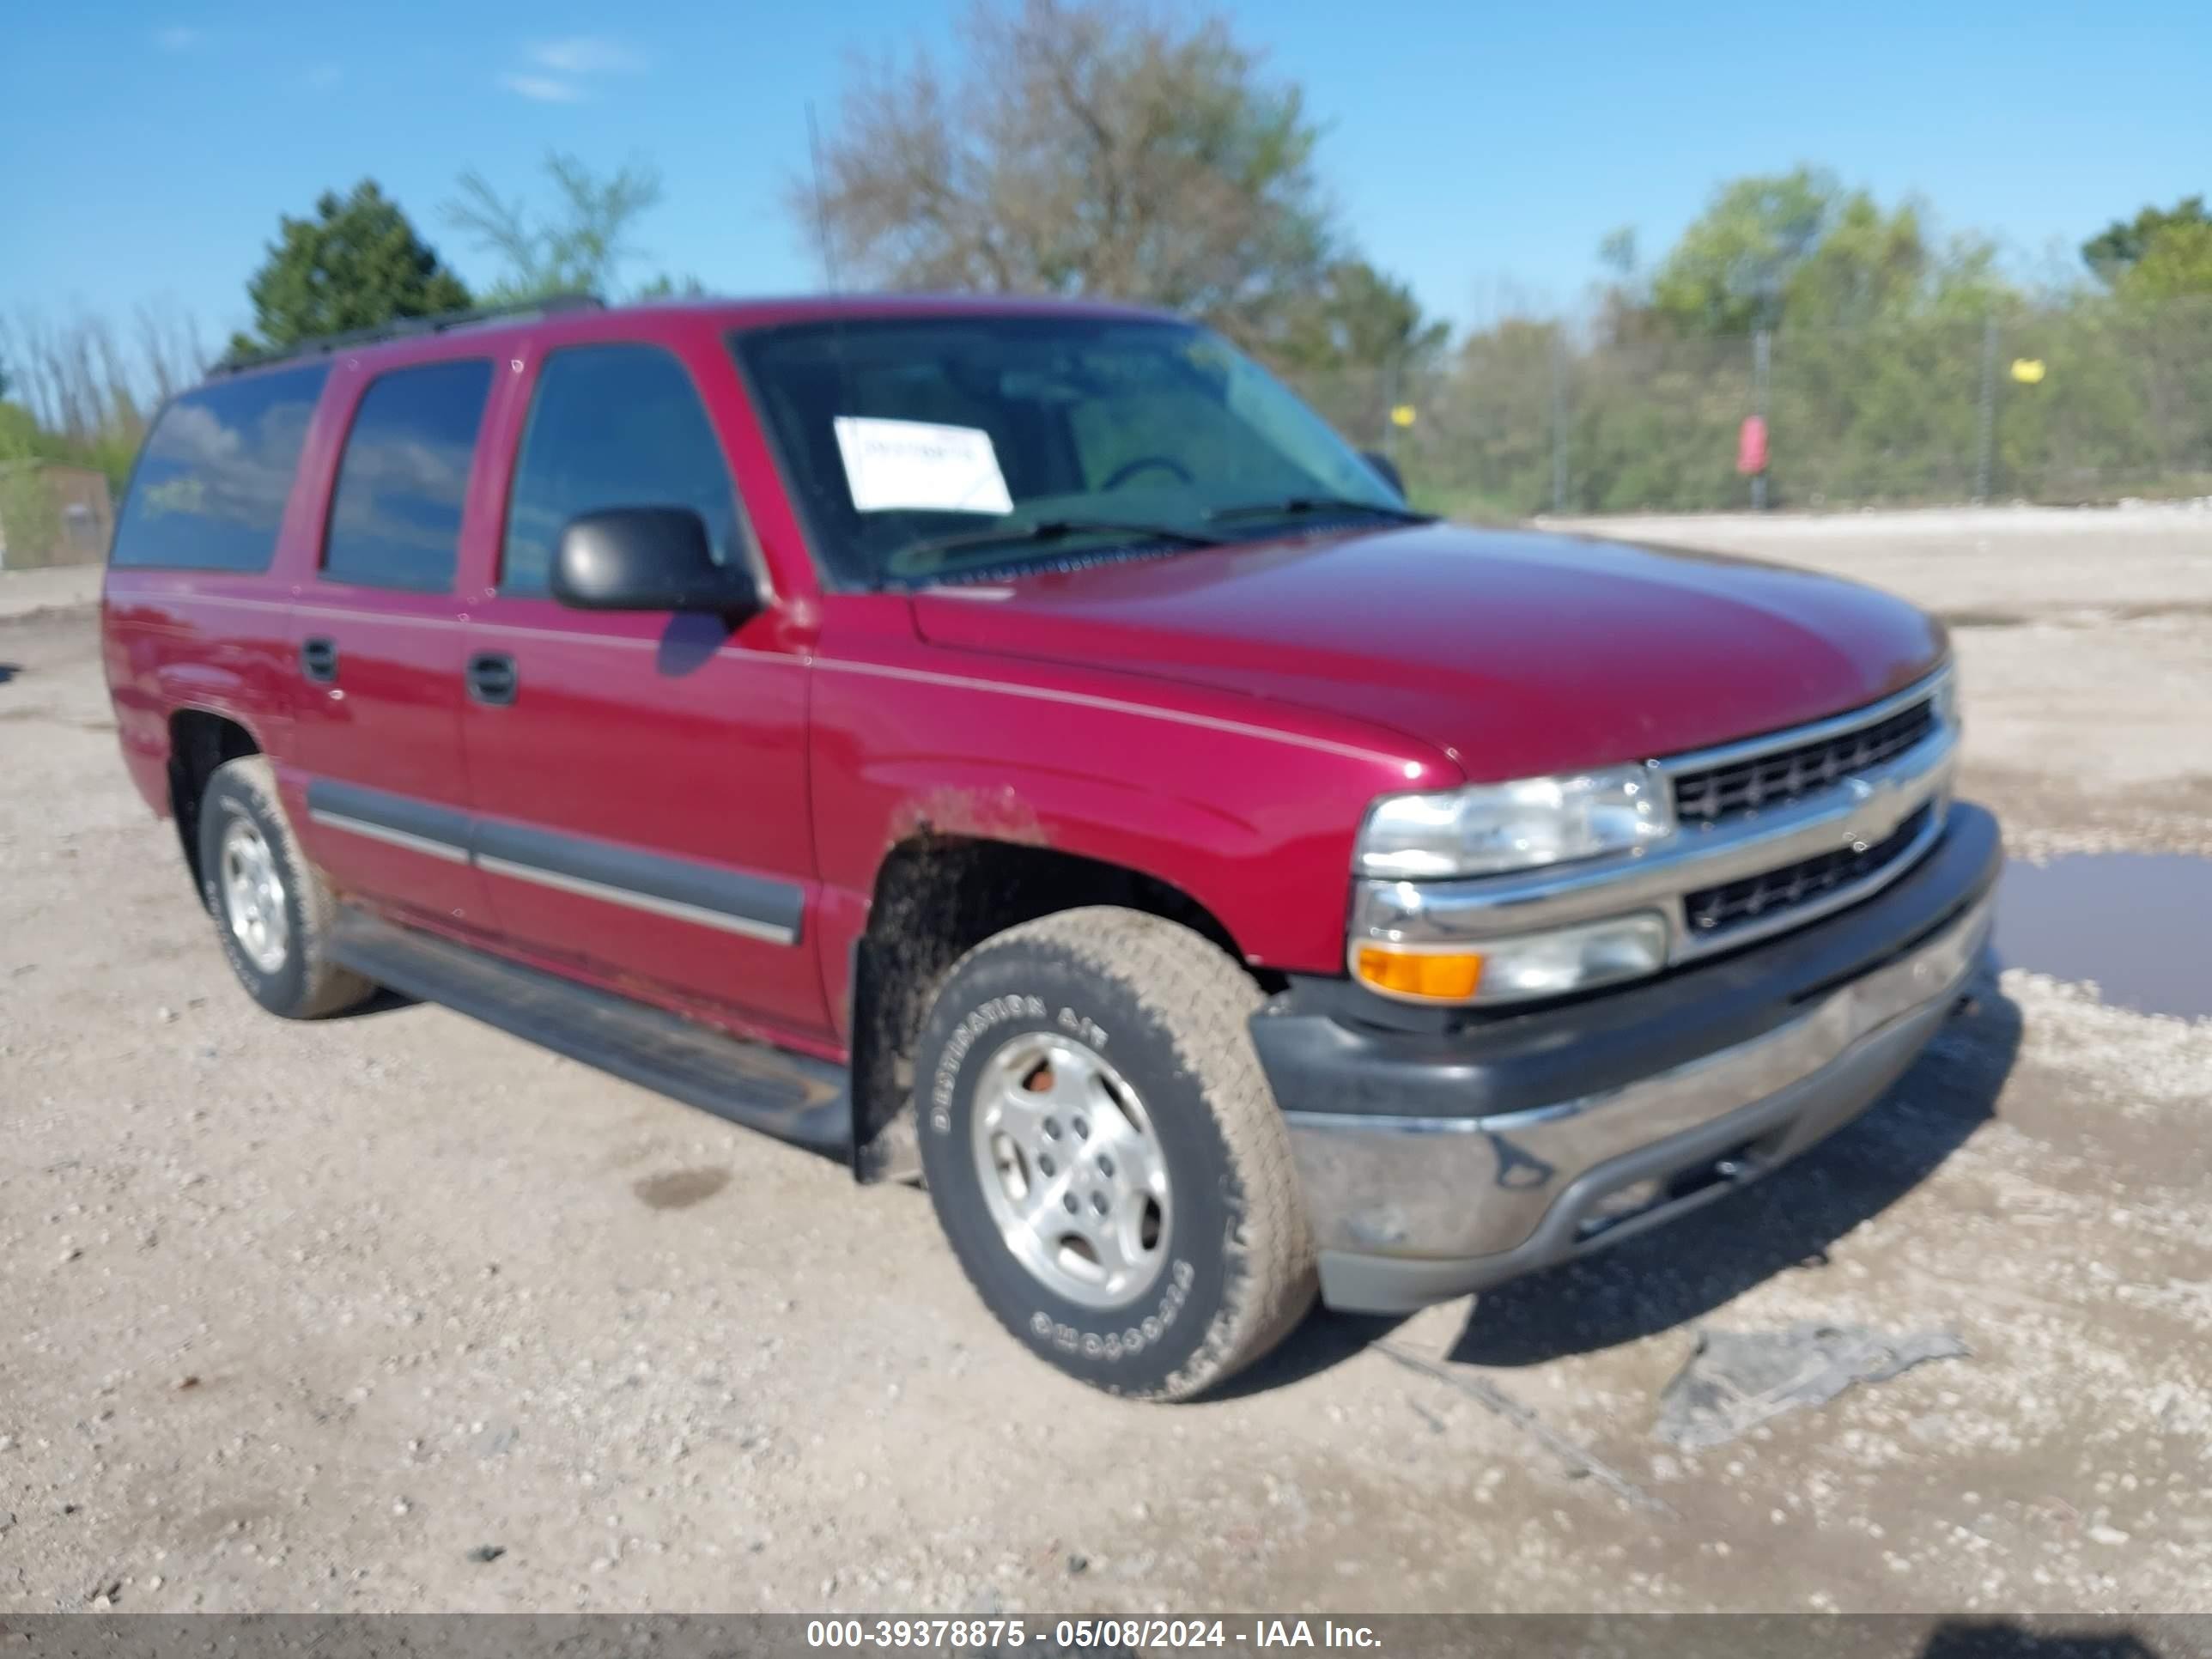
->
110;365;331;571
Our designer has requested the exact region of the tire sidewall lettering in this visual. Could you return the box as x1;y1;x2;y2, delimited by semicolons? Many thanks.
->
927;993;1046;1134
1025;1256;1194;1364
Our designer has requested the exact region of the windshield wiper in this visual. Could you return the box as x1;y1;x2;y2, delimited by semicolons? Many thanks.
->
1203;495;1437;526
897;516;1229;565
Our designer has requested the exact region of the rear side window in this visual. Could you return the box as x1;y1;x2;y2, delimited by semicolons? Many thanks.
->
323;359;494;592
111;365;329;571
501;344;740;597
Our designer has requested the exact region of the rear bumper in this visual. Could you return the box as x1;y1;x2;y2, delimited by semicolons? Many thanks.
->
1252;803;2000;1313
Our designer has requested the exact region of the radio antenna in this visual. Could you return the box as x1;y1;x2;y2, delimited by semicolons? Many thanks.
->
807;100;841;294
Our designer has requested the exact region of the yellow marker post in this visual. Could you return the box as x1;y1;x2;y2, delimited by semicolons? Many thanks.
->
2010;359;2046;385
1389;404;1418;428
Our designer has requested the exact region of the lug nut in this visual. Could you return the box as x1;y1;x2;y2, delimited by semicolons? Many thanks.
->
1072;1115;1090;1139
1062;1194;1079;1214
1042;1117;1061;1140
1091;1192;1110;1215
1037;1154;1056;1176
1097;1154;1115;1177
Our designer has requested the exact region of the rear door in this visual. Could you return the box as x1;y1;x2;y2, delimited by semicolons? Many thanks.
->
458;336;826;1036
287;356;498;929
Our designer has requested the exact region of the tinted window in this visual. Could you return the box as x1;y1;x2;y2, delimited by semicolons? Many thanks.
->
111;366;329;571
503;345;739;596
323;360;493;592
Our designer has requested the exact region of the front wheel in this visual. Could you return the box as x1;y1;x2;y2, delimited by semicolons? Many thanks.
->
913;907;1316;1400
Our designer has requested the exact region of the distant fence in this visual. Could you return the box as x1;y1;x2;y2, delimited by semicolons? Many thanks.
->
1282;296;2212;518
0;459;113;569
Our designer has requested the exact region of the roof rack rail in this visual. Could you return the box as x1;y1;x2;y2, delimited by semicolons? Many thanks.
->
211;293;605;375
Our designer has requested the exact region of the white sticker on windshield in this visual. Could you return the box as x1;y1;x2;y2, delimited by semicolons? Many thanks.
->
833;416;1014;515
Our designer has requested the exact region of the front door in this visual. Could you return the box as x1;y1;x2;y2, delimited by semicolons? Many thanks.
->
458;337;827;1037
287;355;499;931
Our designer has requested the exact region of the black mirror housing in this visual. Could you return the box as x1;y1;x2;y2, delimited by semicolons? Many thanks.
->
1361;450;1407;499
551;507;757;618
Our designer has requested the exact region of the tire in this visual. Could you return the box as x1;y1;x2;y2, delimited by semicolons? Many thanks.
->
913;906;1316;1401
198;757;375;1019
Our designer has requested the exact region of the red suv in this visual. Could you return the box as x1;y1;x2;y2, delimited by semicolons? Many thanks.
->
102;295;1997;1399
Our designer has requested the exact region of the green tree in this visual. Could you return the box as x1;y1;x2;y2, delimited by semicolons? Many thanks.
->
2081;197;2208;283
803;0;1334;347
444;153;665;302
1648;167;1934;335
1649;167;1836;333
1784;191;1929;326
1268;259;1448;457
1273;260;1447;374
2112;220;2212;301
234;181;472;356
0;402;64;564
0;400;50;459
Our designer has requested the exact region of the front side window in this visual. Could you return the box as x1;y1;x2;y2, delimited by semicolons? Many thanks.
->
501;344;742;597
111;365;330;571
322;359;493;592
732;317;1404;586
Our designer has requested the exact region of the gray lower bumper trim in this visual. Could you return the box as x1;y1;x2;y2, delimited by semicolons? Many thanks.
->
1312;992;1954;1313
1285;886;1993;1310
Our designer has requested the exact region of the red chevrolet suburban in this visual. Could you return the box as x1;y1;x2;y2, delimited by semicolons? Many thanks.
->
102;294;1997;1399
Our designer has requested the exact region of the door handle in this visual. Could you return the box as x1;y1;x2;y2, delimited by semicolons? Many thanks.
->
466;651;519;706
301;637;339;683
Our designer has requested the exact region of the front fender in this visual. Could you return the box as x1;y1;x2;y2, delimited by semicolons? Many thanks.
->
808;646;1459;977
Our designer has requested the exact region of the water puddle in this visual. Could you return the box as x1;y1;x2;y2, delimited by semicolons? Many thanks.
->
1995;853;2212;1019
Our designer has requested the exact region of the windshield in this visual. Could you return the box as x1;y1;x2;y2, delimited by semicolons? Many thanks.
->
732;316;1408;586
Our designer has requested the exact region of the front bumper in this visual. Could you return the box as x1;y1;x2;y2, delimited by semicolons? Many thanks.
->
1253;802;2001;1313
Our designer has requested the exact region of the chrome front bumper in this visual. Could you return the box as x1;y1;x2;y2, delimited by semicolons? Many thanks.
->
1280;878;1995;1313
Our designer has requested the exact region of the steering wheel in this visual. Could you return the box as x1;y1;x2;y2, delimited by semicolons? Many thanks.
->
1102;455;1194;490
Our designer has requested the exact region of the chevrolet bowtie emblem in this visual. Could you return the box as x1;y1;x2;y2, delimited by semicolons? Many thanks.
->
1840;773;1908;848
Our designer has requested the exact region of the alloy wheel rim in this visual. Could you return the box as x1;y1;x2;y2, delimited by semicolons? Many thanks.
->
969;1031;1172;1310
219;816;289;975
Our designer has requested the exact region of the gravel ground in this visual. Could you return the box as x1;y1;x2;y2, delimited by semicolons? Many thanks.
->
3;507;2209;1614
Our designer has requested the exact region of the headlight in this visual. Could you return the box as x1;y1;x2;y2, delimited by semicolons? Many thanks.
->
1932;665;1960;730
1353;911;1670;1006
1356;764;1674;879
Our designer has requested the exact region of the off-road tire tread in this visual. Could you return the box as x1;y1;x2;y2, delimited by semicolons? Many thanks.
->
932;906;1316;1401
204;757;374;1019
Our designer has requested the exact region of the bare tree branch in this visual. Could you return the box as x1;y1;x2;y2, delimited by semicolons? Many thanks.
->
444;154;665;301
797;0;1334;346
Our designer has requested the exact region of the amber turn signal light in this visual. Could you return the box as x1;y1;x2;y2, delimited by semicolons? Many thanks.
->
1353;945;1483;1001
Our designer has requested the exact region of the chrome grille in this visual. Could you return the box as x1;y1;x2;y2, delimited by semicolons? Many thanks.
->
1684;803;1934;939
1672;697;1937;826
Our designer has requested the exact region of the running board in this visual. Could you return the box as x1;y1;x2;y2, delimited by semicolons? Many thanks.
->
331;908;851;1158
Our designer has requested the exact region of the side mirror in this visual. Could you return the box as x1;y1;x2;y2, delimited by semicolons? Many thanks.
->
1361;450;1407;498
551;507;757;618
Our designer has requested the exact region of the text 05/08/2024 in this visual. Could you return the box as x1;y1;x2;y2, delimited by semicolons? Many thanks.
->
803;1620;1383;1650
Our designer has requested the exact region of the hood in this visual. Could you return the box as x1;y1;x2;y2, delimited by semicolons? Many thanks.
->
908;522;1948;781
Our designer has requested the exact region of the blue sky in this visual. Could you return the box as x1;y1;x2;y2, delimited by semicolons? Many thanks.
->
3;0;2207;345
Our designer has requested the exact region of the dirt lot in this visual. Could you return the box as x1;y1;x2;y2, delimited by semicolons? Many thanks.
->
3;506;2209;1615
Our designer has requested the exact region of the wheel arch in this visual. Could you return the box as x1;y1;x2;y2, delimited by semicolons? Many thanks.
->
167;707;265;906
847;830;1269;1182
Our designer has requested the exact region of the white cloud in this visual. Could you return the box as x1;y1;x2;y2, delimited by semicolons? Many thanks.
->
154;25;200;52
497;71;586;103
527;35;647;76
495;34;644;102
